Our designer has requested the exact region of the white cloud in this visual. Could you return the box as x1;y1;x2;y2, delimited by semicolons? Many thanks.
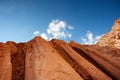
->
40;33;48;40
33;19;74;40
81;30;103;45
46;19;74;40
68;26;74;30
33;31;40;36
68;34;72;38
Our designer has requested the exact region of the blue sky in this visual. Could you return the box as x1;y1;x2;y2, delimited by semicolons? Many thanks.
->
0;0;120;44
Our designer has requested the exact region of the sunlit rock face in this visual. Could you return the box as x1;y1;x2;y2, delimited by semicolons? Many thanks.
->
0;18;120;80
97;18;120;49
24;37;82;80
0;43;12;80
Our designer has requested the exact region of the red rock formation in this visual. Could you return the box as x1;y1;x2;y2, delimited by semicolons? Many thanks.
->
69;41;120;80
0;36;120;80
97;18;120;49
0;42;12;80
6;41;25;80
24;37;83;80
0;19;120;80
50;39;111;80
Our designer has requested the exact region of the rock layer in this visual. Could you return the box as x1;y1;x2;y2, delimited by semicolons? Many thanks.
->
97;18;120;49
25;37;82;80
0;36;120;80
69;41;120;80
0;43;12;80
50;39;111;80
1;18;120;80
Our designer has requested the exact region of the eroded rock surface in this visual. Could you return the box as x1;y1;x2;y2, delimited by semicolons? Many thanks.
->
97;18;120;49
0;36;120;80
0;19;120;80
25;37;83;80
50;39;111;80
0;42;12;80
69;41;120;80
6;41;25;80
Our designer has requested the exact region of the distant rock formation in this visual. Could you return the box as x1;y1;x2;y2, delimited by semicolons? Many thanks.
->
97;18;120;49
0;18;120;80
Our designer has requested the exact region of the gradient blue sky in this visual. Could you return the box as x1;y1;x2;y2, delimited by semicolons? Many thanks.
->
0;0;120;44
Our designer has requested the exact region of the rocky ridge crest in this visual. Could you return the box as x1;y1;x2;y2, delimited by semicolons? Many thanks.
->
97;18;120;49
0;18;120;80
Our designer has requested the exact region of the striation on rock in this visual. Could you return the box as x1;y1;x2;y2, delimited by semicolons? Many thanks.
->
97;18;120;49
0;18;120;80
25;37;83;80
6;42;25;80
50;39;112;80
69;41;120;80
0;36;120;80
0;42;12;80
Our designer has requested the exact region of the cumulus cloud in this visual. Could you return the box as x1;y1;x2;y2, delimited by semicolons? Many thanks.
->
46;19;74;40
46;19;73;40
68;34;72;38
81;30;103;45
33;19;74;40
40;33;48;40
33;31;40;36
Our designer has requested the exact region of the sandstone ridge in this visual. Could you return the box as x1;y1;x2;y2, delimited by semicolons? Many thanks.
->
97;18;120;49
0;36;120;80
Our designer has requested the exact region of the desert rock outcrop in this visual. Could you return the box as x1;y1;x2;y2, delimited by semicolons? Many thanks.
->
97;18;120;49
0;43;12;80
0;36;120;80
25;37;82;80
0;18;120;80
